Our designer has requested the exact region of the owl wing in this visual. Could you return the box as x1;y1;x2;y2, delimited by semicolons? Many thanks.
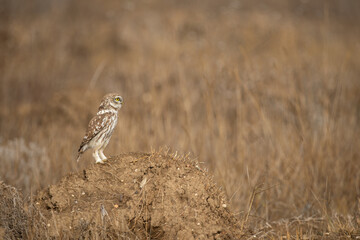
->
78;113;112;152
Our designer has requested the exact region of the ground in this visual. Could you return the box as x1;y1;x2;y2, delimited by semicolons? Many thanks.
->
1;152;245;239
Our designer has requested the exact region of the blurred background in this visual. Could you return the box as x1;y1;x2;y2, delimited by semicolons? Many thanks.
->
0;0;359;234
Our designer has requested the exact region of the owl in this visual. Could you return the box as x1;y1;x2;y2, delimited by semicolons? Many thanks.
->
76;93;124;163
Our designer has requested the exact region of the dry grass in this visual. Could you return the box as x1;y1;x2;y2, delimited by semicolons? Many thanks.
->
1;0;359;238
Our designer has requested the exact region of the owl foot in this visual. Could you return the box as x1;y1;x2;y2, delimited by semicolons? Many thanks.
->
93;151;105;164
99;150;108;162
96;160;105;164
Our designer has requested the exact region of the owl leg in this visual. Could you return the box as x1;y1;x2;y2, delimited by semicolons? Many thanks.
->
99;150;107;161
99;139;110;161
93;150;103;164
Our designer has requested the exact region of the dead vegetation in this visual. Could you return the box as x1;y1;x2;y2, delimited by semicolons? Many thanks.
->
0;0;360;239
0;181;28;239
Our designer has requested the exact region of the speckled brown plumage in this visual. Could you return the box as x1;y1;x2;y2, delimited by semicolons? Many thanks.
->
77;93;123;163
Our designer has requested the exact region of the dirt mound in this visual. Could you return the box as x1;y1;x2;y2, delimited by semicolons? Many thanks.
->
34;152;242;239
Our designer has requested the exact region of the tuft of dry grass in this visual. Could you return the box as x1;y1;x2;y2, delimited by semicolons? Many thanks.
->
1;0;359;238
0;181;28;239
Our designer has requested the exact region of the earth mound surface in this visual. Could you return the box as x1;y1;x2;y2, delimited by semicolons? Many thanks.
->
34;152;242;239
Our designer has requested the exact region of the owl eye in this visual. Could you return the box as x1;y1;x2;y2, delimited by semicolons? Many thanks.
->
115;97;120;102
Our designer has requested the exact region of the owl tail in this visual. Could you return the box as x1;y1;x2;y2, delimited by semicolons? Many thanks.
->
76;153;81;162
76;144;86;162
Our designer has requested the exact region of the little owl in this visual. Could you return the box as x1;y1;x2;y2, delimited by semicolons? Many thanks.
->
77;93;124;163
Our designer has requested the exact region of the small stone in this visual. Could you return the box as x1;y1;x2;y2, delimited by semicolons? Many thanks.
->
114;204;119;208
140;177;147;188
222;204;227;208
81;192;85;195
47;223;51;227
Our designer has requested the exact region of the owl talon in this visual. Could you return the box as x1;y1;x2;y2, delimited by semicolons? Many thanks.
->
96;160;104;164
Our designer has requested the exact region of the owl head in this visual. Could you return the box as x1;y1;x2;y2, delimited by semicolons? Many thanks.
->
99;93;124;111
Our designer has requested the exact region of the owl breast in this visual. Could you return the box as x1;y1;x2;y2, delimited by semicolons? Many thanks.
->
88;113;118;149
